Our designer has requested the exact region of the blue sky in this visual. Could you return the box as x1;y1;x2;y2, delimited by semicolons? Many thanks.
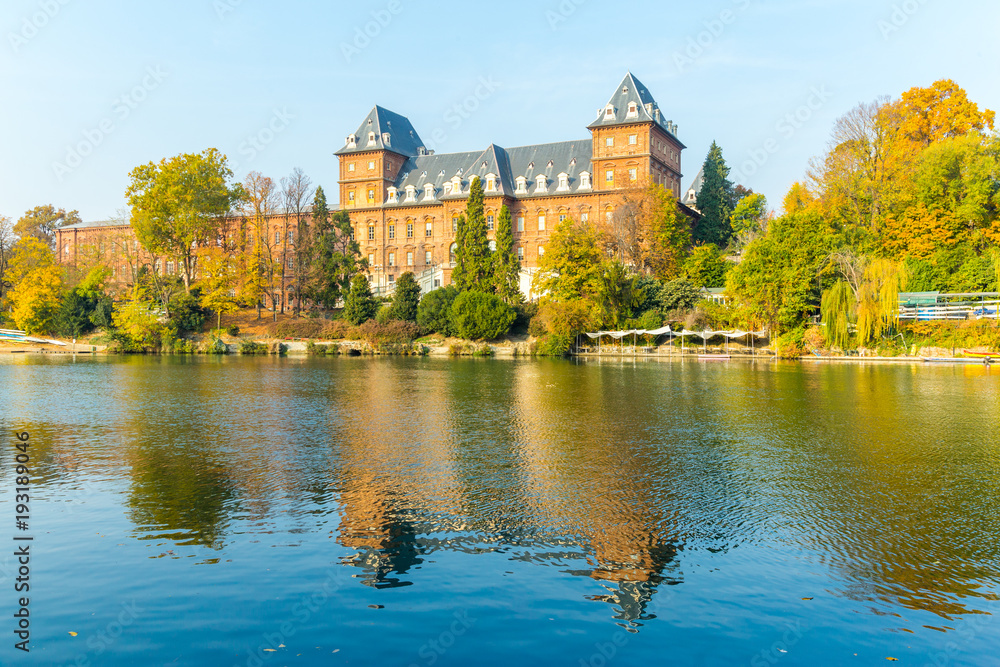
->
1;0;998;222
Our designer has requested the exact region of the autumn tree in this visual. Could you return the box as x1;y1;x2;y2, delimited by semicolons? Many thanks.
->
127;148;243;292
694;142;736;246
5;237;63;334
280;168;314;315
532;218;603;302
197;247;240;330
14;205;81;246
891;79;996;148
492;205;521;304
239;171;281;319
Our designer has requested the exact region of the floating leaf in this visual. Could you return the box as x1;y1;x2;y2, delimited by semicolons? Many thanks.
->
801;597;814;601
68;632;78;637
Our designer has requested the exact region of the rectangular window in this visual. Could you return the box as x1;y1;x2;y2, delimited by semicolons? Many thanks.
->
538;246;545;256
581;213;589;222
425;250;433;265
287;258;293;269
452;218;458;233
388;252;395;267
517;247;524;261
425;221;433;237
538;215;546;231
348;163;355;172
559;214;566;222
606;137;614;147
348;191;355;202
368;253;375;266
486;215;494;230
368;161;375;170
406;251;413;266
368;226;375;240
629;168;638;181
367;189;375;203
606;169;614;183
274;231;280;244
517;216;524;233
388;225;395;239
349;226;355;240
287;230;294;244
407;223;414;238
629;134;637;145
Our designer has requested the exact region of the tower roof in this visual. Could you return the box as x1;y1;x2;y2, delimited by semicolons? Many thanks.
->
334;105;426;157
587;72;684;146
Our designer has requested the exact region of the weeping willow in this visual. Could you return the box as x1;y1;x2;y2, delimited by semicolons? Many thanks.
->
821;280;856;350
856;259;909;346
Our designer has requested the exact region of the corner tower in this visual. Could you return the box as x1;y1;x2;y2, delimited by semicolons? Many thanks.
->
587;72;685;197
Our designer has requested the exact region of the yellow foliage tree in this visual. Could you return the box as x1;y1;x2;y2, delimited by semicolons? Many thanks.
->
9;265;63;334
891;79;996;147
856;259;908;346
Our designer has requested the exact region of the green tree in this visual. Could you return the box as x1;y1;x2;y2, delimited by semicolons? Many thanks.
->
726;210;833;333
644;185;692;280
307;194;363;310
694;141;736;246
821;280;856;350
532;218;603;301
417;285;459;335
453;176;491;291
197;247;240;330
54;266;110;338
342;274;378;325
450;290;515;340
492;204;521;304
658;278;701;315
389;271;421;322
594;261;643;329
14;205;81;246
126;148;243;292
682;244;730;288
730;193;768;237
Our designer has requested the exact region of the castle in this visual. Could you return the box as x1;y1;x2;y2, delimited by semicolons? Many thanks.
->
56;72;698;302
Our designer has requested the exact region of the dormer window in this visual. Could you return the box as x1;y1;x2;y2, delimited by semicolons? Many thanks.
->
387;187;399;204
405;185;417;202
346;134;357;148
382;133;391;146
443;182;452;195
451;175;462;194
515;176;527;194
557;173;569;191
367;132;376;146
579;171;591;189
627;102;638;118
535;175;547;193
423;183;435;201
485;173;496;192
603;104;615;120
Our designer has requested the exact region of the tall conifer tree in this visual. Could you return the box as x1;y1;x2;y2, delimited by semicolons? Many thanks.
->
492;205;521;304
454;176;491;291
694;141;736;247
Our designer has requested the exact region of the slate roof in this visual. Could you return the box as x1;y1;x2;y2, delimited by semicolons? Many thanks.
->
683;166;705;209
334;105;426;158
587;72;685;148
389;140;594;205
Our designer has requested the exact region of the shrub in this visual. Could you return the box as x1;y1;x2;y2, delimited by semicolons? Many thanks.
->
658;279;701;314
357;320;422;352
169;292;207;333
534;334;573;357
240;341;269;355
375;304;393;325
206;337;229;355
269;342;287;356
532;299;596;339
637;309;663;331
417;285;459;336
173;339;196;355
511;301;539;335
450;291;516;340
776;328;806;359
226;325;240;337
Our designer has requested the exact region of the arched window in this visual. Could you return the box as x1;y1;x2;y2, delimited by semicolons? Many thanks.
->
449;242;458;263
